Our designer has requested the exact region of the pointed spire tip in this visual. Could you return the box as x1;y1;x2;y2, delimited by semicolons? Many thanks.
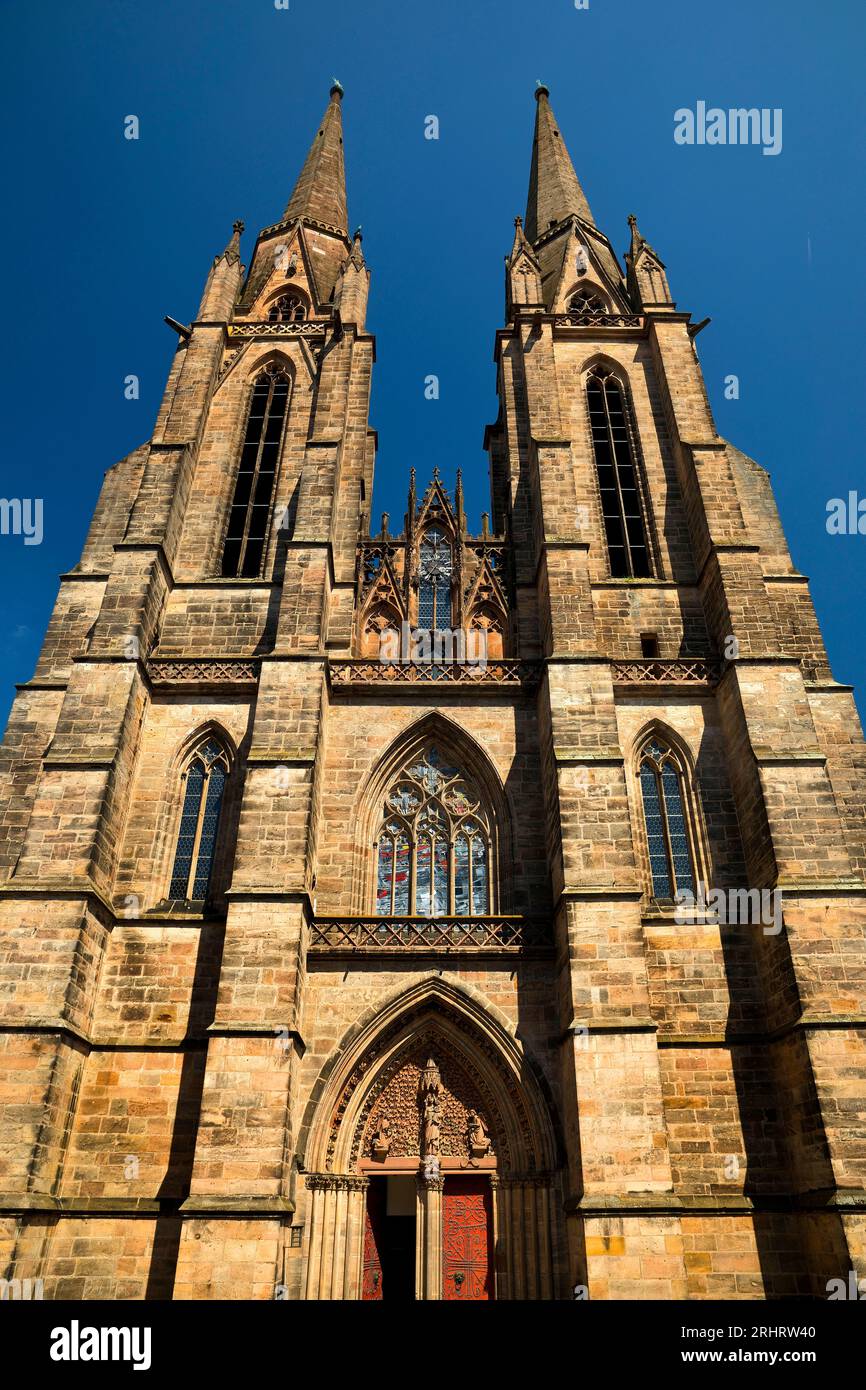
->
281;82;348;231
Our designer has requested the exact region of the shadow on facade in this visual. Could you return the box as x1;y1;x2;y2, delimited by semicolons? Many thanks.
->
145;921;224;1300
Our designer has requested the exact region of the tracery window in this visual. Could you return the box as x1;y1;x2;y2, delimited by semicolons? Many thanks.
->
267;293;306;323
638;736;696;901
221;365;290;578
375;746;493;917
568;290;607;322
418;528;453;631
586;365;652;579
169;737;230;902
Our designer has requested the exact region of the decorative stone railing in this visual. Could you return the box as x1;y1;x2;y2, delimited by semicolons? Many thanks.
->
328;659;540;687
554;312;642;329
611;658;723;685
146;658;260;687
309;916;551;951
226;322;325;338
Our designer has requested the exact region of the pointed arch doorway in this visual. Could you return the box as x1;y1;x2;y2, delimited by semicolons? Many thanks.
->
298;979;560;1300
359;1052;497;1302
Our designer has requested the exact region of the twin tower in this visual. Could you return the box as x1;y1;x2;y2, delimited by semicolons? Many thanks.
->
1;84;865;1302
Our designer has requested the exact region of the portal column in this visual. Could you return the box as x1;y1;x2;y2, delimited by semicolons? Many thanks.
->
490;1175;511;1299
416;1171;444;1300
303;1174;368;1299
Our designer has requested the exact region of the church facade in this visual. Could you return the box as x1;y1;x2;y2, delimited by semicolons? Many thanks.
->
1;84;865;1301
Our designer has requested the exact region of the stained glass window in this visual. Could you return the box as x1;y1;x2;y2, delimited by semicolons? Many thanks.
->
587;366;651;579
374;746;494;917
169;738;230;902
638;737;696;901
221;366;291;578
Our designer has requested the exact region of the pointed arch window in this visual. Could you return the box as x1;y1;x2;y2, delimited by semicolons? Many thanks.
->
221;365;290;578
586;366;652;579
418;528;453;631
638;736;696;901
169;737;230;902
267;293;306;323
375;746;493;917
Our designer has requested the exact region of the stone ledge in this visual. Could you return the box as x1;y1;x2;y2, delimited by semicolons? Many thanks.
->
244;749;316;765
557;887;643;901
0;1195;163;1214
565;1190;866;1215
179;1196;295;1214
562;1017;657;1037
753;747;826;765
553;748;625;765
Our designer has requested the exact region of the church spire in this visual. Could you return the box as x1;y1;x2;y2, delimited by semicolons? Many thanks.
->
524;83;594;243
282;82;348;232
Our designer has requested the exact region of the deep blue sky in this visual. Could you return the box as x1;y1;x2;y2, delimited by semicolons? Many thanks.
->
1;0;864;729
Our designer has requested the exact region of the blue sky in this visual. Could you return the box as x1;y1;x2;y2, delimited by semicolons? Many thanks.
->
1;0;864;728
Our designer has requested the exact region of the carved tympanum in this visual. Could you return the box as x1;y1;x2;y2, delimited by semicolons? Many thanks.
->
362;1043;497;1164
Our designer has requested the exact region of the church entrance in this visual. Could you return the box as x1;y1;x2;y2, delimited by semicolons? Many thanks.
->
362;1173;493;1300
442;1176;493;1300
301;983;562;1298
362;1176;416;1301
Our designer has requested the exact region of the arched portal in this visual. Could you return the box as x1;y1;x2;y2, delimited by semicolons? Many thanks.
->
298;977;561;1301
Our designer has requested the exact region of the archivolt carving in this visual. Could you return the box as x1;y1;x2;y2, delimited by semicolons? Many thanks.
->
300;978;560;1180
323;1007;543;1174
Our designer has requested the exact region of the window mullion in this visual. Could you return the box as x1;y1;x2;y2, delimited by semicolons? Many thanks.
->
238;378;274;575
409;833;417;917
389;833;397;915
187;766;210;899
605;385;635;578
449;829;455;916
658;766;678;899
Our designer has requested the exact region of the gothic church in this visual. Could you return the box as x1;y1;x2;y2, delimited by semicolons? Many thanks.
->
1;84;865;1301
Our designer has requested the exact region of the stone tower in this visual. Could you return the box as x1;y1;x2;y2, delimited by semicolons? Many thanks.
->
1;84;865;1302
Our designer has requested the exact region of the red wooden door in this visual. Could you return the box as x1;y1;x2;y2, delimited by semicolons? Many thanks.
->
442;1176;493;1301
362;1181;385;1300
